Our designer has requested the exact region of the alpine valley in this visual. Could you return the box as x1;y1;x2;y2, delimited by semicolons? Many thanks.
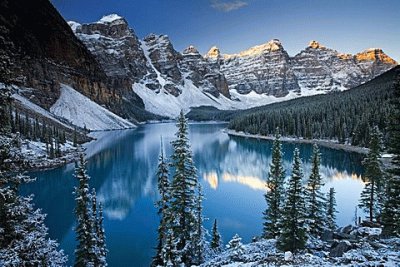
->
1;1;400;267
1;0;397;124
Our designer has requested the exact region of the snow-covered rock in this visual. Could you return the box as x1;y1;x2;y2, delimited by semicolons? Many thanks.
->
68;14;397;118
200;237;400;267
284;251;293;261
50;84;135;131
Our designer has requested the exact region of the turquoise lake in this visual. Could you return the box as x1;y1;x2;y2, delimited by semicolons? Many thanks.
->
22;123;365;266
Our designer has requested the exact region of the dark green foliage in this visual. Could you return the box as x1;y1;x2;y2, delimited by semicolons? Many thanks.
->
96;203;108;266
359;126;384;222
0;138;66;265
211;219;222;253
326;188;338;232
152;139;171;267
227;67;399;147
166;111;202;266
381;176;400;237
263;131;285;239
0;89;12;135
193;182;205;265
277;148;307;252
305;144;326;237
382;73;400;237
91;189;107;267
73;154;96;266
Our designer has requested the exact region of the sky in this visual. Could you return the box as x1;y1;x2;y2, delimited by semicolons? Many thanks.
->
52;0;400;61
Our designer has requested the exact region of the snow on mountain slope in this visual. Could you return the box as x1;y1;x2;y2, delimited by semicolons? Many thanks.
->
69;14;397;118
11;92;74;130
50;84;135;131
132;80;232;118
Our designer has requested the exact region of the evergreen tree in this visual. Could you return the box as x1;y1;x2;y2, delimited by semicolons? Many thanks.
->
0;137;66;265
162;230;174;267
326;188;338;232
382;77;400;237
97;203;108;266
0;88;12;134
192;182;206;265
168;111;199;265
210;219;222;253
359;126;384;222
226;234;244;260
73;154;96;266
263;131;285;239
305;144;326;237
277;148;307;252
73;127;78;147
152;138;171;267
91;189;107;267
381;175;400;237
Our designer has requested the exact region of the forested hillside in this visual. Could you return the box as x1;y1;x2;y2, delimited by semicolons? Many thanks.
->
226;66;399;147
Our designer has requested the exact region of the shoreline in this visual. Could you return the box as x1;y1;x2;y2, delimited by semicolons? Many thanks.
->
224;129;369;154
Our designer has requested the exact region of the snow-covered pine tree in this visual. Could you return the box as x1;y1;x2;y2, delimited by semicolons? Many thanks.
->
305;144;326;237
359;126;384;222
326;187;338;232
168;110;199;265
210;219;223;253
192;181;206;265
381;175;400;237
382;77;400;237
0;88;12;135
277;148;307;252
0;135;66;265
96;202;108;266
162;230;175;267
73;154;96;267
263;131;285;239
0;163;67;266
91;189;107;267
152;138;171;267
226;234;244;260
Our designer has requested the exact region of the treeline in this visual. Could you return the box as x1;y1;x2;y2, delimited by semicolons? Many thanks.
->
0;88;84;159
263;134;338;251
228;66;399;147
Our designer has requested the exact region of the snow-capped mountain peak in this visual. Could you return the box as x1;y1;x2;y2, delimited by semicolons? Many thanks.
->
68;14;397;118
224;38;284;59
182;45;200;55
308;40;326;49
67;21;81;32
98;14;125;24
205;46;221;59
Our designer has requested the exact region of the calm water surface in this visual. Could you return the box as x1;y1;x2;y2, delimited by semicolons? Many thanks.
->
22;123;365;267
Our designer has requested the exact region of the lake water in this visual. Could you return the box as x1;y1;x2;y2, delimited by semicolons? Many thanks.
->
22;123;365;267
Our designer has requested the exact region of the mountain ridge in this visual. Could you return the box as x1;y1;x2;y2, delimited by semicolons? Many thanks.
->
66;14;397;117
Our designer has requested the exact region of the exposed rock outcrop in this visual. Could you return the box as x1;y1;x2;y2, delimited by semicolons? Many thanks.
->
0;1;149;122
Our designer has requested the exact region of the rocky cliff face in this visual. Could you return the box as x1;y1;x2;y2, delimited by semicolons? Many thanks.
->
0;1;148;122
71;15;149;82
69;14;397;104
70;17;230;99
213;40;397;96
215;39;300;96
290;41;397;92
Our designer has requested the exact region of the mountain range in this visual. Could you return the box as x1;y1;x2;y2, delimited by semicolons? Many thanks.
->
0;0;398;127
69;14;397;117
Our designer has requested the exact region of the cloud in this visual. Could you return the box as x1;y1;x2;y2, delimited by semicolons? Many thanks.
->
210;0;248;12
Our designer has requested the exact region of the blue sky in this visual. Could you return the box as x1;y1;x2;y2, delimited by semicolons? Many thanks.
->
53;0;400;61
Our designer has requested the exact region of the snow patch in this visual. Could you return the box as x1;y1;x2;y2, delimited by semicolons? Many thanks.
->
67;21;81;31
98;14;124;24
50;84;135;131
11;93;73;130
